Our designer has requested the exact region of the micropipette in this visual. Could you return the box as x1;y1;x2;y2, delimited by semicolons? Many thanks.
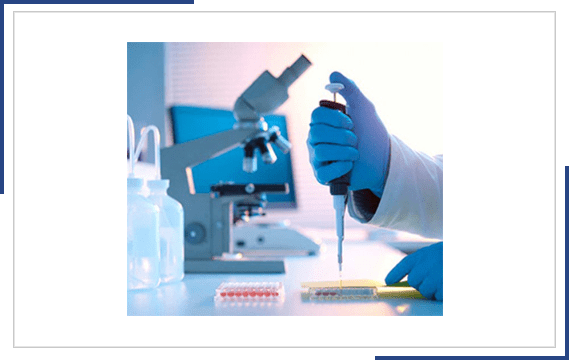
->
320;83;351;289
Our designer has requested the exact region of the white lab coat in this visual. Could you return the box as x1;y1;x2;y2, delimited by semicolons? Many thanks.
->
348;135;443;239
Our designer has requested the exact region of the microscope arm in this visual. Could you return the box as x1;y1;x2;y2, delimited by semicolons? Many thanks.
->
161;126;260;198
163;127;259;170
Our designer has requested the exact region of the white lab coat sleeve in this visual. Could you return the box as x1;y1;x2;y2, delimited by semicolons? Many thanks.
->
347;135;443;239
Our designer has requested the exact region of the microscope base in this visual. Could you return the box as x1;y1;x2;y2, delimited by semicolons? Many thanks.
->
185;259;285;273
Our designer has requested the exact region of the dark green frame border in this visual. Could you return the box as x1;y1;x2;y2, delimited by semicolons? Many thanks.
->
0;0;569;359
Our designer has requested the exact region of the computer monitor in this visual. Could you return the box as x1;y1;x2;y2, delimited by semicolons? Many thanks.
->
170;105;297;209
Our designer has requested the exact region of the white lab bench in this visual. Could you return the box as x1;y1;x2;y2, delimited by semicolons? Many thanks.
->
127;238;443;316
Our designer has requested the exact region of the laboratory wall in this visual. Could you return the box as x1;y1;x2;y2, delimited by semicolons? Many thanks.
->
164;42;443;230
127;42;166;163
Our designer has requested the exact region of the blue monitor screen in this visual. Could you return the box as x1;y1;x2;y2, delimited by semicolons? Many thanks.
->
170;106;297;209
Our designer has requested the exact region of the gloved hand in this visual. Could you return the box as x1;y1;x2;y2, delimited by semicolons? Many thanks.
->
307;72;391;196
385;242;443;301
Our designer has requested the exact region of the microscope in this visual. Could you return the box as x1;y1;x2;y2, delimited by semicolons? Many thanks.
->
161;55;312;273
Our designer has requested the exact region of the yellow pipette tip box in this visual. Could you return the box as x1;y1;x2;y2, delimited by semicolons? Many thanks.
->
300;279;425;301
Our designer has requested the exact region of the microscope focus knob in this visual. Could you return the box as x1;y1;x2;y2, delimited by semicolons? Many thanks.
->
185;222;206;244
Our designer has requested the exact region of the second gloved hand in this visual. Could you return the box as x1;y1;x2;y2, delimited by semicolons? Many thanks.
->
385;242;443;301
307;72;391;196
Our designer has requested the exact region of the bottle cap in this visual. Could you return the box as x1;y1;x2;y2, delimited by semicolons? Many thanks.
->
127;177;144;189
147;179;170;190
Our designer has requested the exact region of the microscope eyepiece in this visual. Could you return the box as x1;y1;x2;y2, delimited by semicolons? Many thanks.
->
278;54;312;88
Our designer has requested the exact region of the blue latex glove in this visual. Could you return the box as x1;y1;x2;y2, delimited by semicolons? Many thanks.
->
308;72;391;196
385;242;443;301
